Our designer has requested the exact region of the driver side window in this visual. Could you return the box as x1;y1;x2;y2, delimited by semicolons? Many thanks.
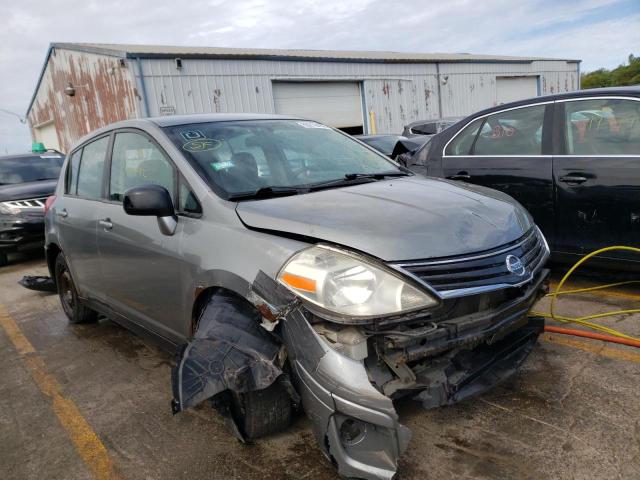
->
109;132;176;202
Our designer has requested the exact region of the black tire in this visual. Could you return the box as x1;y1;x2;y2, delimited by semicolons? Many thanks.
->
232;380;292;439
0;251;7;267
54;253;98;324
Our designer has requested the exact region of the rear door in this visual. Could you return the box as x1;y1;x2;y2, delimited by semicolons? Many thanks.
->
554;96;640;262
440;102;556;244
54;135;110;300
96;129;196;342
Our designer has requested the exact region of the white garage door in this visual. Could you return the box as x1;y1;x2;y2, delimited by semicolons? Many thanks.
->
273;82;363;130
33;121;61;151
496;76;539;105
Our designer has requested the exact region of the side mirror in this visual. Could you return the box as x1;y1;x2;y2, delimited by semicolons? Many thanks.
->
123;185;177;236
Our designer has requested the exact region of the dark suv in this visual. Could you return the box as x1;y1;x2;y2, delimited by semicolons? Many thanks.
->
0;151;64;266
409;86;640;268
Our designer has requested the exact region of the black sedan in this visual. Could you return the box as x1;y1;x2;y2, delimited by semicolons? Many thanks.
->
0;152;64;266
408;86;640;269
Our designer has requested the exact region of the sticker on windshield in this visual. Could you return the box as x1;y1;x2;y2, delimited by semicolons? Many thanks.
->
183;138;222;152
297;121;330;129
180;130;206;141
210;161;234;171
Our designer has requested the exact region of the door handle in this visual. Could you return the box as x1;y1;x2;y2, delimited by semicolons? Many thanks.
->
99;218;113;230
57;209;68;218
559;175;587;184
446;171;471;181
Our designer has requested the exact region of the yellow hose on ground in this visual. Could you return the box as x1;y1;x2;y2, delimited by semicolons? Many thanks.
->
530;246;640;342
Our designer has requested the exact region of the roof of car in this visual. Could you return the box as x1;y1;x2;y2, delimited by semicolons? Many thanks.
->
467;86;640;120
0;152;64;161
147;113;299;127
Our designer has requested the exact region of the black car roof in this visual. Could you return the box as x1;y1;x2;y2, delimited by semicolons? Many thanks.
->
466;86;640;120
0;152;64;161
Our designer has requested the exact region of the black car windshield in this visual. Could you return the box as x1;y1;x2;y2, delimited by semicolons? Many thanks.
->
0;154;64;185
163;120;403;198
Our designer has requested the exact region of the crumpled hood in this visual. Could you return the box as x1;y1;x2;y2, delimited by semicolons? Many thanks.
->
0;180;57;202
236;177;533;261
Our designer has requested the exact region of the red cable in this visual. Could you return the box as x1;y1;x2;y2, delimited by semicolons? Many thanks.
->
544;325;640;348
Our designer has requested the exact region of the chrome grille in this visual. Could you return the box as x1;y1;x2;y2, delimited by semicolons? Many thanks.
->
392;227;549;299
1;197;47;210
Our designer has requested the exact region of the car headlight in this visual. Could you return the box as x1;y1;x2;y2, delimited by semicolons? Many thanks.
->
0;203;20;215
277;245;439;321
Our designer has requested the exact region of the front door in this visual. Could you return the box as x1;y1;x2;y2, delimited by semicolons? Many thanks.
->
96;130;189;342
440;103;556;244
554;97;640;263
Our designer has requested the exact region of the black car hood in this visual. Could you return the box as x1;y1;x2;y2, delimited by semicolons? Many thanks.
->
0;180;57;202
236;176;533;262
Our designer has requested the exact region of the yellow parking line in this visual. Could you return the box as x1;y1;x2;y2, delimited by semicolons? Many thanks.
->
541;333;640;363
0;305;122;480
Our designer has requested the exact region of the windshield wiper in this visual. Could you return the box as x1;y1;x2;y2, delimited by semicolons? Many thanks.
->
343;171;411;180
227;186;305;201
307;171;411;191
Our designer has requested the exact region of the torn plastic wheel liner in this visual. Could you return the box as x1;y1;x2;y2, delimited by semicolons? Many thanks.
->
171;290;284;417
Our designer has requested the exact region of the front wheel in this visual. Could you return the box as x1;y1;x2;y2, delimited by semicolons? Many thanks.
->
0;251;7;267
231;380;292;439
54;254;98;324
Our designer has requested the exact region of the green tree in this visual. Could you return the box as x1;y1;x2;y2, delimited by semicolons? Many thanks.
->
581;54;640;89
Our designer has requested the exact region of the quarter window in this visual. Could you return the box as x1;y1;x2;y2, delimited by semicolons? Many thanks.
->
564;98;640;155
445;118;484;155
77;136;109;199
473;105;545;155
178;176;202;215
109;132;175;202
65;149;82;194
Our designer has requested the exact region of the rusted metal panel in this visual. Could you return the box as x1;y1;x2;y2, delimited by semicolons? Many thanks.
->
27;48;140;152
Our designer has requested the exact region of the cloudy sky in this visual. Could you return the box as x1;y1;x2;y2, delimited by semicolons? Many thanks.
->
0;0;638;154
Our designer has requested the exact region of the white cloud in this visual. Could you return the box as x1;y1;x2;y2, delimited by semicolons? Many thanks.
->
0;0;636;153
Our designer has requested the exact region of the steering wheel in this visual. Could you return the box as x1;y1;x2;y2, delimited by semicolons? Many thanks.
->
291;164;324;180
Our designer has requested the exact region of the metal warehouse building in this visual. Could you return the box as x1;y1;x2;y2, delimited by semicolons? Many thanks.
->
27;43;580;152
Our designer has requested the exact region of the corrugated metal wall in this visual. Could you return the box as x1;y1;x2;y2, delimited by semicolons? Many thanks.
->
27;49;139;152
136;57;578;134
29;48;579;150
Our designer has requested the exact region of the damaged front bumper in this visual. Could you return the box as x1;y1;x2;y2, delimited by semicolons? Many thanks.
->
283;268;549;480
172;266;549;480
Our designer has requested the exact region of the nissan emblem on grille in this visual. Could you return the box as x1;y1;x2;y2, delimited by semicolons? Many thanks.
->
505;255;526;276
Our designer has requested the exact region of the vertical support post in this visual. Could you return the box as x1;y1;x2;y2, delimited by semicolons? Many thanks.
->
436;62;444;120
135;57;150;118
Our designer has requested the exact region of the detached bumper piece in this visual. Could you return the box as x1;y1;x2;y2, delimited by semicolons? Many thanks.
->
18;275;57;293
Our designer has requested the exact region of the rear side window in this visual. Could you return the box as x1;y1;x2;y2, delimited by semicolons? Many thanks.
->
109;132;175;202
564;98;640;155
473;104;545;155
445;117;484;155
66;150;81;194
77;136;109;199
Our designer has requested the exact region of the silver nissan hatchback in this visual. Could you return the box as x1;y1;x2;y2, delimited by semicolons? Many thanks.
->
45;114;549;480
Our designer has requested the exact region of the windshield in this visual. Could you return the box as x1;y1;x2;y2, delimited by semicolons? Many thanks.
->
163;120;402;198
0;154;64;185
